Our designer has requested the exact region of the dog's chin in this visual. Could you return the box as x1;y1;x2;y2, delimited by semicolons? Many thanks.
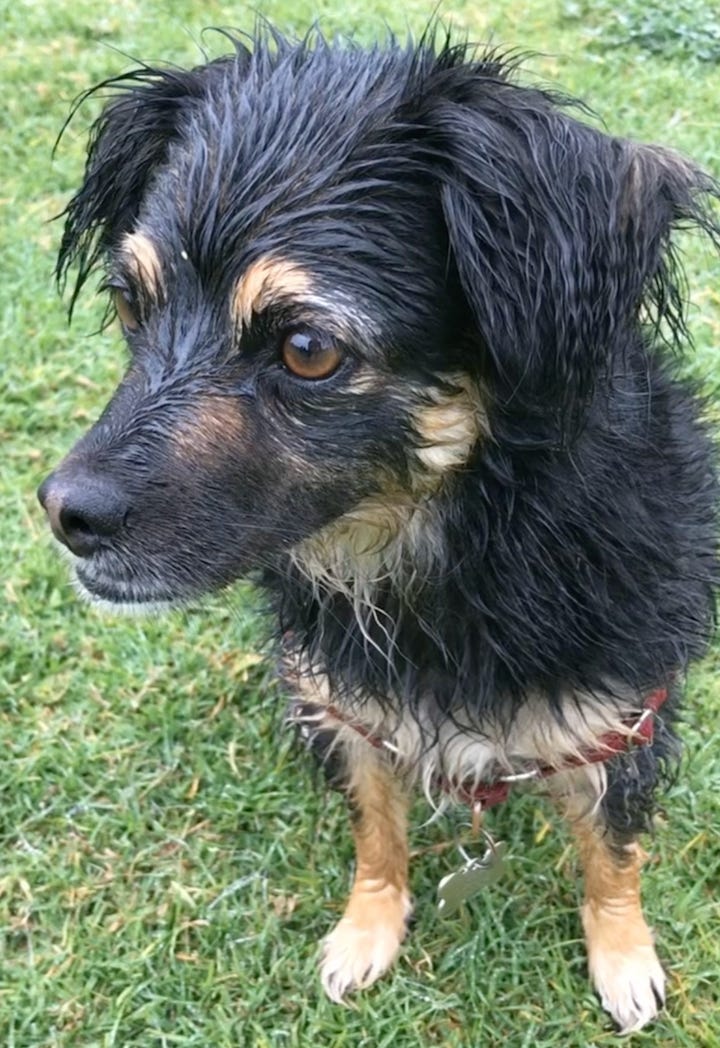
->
73;563;185;617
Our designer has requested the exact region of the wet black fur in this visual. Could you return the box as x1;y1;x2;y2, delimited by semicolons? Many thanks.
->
48;28;720;838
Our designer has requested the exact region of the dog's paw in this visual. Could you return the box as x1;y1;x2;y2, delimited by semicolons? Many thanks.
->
587;939;666;1034
319;883;412;1002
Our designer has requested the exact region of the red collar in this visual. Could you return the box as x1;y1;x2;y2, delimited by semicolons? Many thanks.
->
290;687;669;811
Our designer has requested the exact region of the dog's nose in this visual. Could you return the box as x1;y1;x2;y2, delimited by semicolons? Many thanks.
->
37;470;130;558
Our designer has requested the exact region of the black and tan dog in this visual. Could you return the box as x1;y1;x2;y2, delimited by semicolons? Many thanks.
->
38;29;719;1032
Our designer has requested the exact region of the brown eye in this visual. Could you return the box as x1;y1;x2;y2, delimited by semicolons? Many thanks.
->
281;329;342;380
112;288;138;330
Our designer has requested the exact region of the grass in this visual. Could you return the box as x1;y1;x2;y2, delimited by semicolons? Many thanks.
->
563;0;720;63
2;1;720;1045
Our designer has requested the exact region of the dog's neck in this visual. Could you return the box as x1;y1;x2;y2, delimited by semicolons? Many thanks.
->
274;483;479;717
288;489;442;606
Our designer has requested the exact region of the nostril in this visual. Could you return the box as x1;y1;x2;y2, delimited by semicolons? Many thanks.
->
59;508;96;540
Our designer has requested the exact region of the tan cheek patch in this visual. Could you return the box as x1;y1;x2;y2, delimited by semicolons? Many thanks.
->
168;396;245;464
413;378;488;475
291;380;488;591
289;485;437;599
232;255;312;330
121;231;164;299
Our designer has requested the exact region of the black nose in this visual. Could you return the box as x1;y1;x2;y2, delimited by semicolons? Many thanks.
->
37;469;130;558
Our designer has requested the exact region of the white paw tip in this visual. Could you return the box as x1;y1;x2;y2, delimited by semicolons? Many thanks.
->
590;945;666;1034
319;912;409;1002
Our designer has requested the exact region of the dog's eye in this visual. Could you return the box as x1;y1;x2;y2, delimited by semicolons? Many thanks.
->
111;288;139;331
281;329;343;380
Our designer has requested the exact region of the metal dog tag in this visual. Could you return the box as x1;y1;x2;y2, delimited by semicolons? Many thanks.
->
437;841;508;917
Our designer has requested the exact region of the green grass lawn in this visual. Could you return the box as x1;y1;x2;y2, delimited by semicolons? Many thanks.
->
2;1;720;1045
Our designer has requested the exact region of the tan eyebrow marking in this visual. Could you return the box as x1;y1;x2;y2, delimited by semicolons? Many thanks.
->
121;232;164;298
232;255;312;329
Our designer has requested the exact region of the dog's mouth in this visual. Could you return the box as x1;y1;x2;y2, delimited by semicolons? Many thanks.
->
72;557;186;614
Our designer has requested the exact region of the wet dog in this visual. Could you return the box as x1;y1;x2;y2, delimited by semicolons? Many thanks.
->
38;29;719;1032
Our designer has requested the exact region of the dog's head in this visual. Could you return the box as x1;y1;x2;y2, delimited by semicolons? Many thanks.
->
38;30;718;607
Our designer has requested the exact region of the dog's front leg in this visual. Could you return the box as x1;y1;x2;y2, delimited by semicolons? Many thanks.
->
320;743;412;1001
556;770;665;1033
576;825;665;1033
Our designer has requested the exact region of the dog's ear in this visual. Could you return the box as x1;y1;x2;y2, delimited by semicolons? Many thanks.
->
56;57;244;313
427;75;719;440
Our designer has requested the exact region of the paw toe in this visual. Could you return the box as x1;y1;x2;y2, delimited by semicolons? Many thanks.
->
319;894;411;1002
590;944;666;1034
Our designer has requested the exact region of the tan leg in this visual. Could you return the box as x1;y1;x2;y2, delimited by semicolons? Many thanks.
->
573;819;665;1033
320;746;412;1002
